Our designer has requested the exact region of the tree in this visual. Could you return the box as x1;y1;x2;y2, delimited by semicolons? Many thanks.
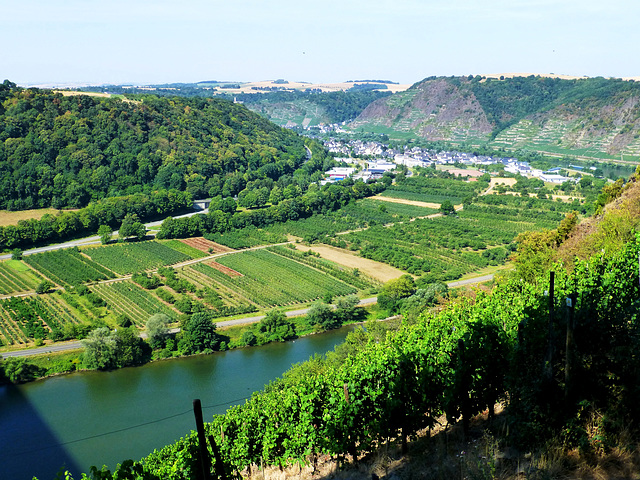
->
113;327;150;367
98;224;113;245
82;327;117;370
11;248;22;260
179;312;220;354
440;200;456;215
306;302;340;331
119;213;146;241
146;313;171;349
377;274;416;312
35;280;54;294
1;358;44;383
257;308;296;342
334;294;361;324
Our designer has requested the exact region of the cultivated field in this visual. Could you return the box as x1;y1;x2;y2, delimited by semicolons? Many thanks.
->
293;244;404;283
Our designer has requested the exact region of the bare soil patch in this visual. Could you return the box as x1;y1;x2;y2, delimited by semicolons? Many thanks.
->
373;195;442;209
294;244;404;283
443;168;484;177
216;80;410;95
54;90;112;98
0;208;68;227
204;260;243;277
180;237;232;253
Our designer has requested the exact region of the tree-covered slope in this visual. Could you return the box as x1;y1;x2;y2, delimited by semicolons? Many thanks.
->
0;80;308;210
239;90;392;127
351;76;640;159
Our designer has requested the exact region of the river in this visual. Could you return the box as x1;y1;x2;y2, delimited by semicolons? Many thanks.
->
0;327;354;480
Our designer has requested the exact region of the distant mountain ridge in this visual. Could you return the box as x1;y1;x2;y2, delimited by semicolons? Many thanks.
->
350;75;640;160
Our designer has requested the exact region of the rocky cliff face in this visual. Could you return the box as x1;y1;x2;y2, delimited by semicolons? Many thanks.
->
350;76;640;159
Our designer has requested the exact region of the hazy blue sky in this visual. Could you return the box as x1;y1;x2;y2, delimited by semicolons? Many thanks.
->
2;0;638;86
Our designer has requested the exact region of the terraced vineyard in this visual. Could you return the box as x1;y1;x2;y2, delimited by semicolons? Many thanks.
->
84;241;192;275
179;237;233;254
162;240;209;259
0;261;43;295
338;193;571;281
23;248;115;287
0;294;84;345
190;249;357;307
380;175;488;205
90;280;177;326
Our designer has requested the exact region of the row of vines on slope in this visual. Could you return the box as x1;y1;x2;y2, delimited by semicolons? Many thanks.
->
123;236;640;479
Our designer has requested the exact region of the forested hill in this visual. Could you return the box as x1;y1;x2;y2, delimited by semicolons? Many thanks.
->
351;75;640;160
0;80;309;211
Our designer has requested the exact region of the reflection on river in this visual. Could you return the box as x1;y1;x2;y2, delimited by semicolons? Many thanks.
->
0;326;353;480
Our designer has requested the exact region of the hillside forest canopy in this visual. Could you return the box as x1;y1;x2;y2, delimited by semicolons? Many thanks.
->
0;80;316;211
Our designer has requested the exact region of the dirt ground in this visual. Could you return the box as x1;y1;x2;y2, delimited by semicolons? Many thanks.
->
372;195;442;209
293;244;404;283
0;208;67;227
443;168;484;177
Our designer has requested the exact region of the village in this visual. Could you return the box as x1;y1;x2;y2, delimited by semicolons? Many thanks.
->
321;138;593;185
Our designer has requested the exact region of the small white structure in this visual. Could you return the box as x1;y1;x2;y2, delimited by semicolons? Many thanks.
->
326;167;356;181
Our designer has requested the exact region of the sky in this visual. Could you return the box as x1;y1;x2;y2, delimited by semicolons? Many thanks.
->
2;0;639;86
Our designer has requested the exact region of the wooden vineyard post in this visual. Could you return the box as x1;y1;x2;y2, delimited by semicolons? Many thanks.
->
458;339;470;438
208;435;228;480
545;271;555;384
564;295;577;404
193;399;212;480
343;383;359;464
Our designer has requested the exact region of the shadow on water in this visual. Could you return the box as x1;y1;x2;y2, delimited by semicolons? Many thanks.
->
0;383;82;480
0;325;356;480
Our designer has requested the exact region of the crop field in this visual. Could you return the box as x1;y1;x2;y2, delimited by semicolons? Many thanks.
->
358;198;438;217
23;248;116;287
179;237;233;254
0;294;83;345
0;260;43;295
178;265;253;311
84;241;192;275
162;240;209;259
338;193;570;282
380;175;488;205
267;245;378;290
189;249;357;307
205;227;287;249
90;280;177;325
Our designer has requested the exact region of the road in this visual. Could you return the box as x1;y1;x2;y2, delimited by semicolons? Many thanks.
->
0;208;209;261
0;276;492;359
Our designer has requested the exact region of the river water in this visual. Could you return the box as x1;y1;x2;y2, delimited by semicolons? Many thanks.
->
0;327;353;480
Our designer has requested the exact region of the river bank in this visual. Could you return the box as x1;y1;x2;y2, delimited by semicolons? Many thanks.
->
1;326;359;480
0;301;384;385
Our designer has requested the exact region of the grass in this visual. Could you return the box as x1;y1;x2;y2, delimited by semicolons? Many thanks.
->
5;260;31;272
0;208;67;227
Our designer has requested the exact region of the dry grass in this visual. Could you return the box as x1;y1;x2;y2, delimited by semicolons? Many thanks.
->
372;195;442;210
293;244;404;283
0;208;67;227
213;80;411;95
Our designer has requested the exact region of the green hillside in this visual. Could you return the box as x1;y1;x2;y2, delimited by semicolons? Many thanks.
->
0;80;309;210
350;75;640;161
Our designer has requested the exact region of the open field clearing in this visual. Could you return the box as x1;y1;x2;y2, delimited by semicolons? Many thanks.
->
293;244;405;283
441;168;485;177
214;80;411;94
179;237;233;253
0;208;68;226
372;195;443;210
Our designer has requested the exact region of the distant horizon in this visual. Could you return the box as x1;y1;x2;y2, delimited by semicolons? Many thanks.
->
15;72;640;90
3;1;639;88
